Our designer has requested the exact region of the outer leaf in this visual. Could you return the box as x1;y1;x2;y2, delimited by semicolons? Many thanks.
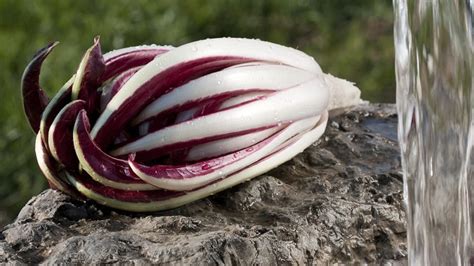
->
73;111;158;191
35;134;76;195
39;76;74;147
21;42;58;132
71;37;105;113
48;100;86;170
66;171;184;204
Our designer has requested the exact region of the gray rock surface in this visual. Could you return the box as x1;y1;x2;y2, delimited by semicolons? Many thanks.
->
0;104;406;264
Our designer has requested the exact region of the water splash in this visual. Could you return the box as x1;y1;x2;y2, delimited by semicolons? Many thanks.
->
394;0;474;264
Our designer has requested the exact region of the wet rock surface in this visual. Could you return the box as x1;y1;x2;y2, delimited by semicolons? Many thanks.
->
0;104;406;264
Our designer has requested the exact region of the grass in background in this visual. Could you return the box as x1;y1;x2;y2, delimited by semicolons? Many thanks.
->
0;0;394;226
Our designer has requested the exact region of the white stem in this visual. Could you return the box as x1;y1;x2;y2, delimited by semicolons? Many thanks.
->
186;126;283;161
218;91;270;110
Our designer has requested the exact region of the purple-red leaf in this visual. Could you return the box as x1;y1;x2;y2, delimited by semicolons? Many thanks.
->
68;171;183;203
39;78;73;147
48;100;86;171
100;67;140;112
71;36;105;113
103;47;170;81
35;134;77;196
21;41;58;132
73;110;157;191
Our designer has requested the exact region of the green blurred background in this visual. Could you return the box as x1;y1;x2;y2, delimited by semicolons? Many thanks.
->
0;0;394;226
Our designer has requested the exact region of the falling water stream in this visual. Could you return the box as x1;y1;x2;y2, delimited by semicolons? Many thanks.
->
394;0;474;264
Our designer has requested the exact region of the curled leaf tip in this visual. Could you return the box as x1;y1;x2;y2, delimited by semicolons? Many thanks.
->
71;37;105;113
21;41;60;132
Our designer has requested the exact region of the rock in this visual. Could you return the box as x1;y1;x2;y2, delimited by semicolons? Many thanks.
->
0;103;406;264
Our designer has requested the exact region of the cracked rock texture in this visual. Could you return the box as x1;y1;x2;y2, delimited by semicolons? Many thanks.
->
0;104;406;264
